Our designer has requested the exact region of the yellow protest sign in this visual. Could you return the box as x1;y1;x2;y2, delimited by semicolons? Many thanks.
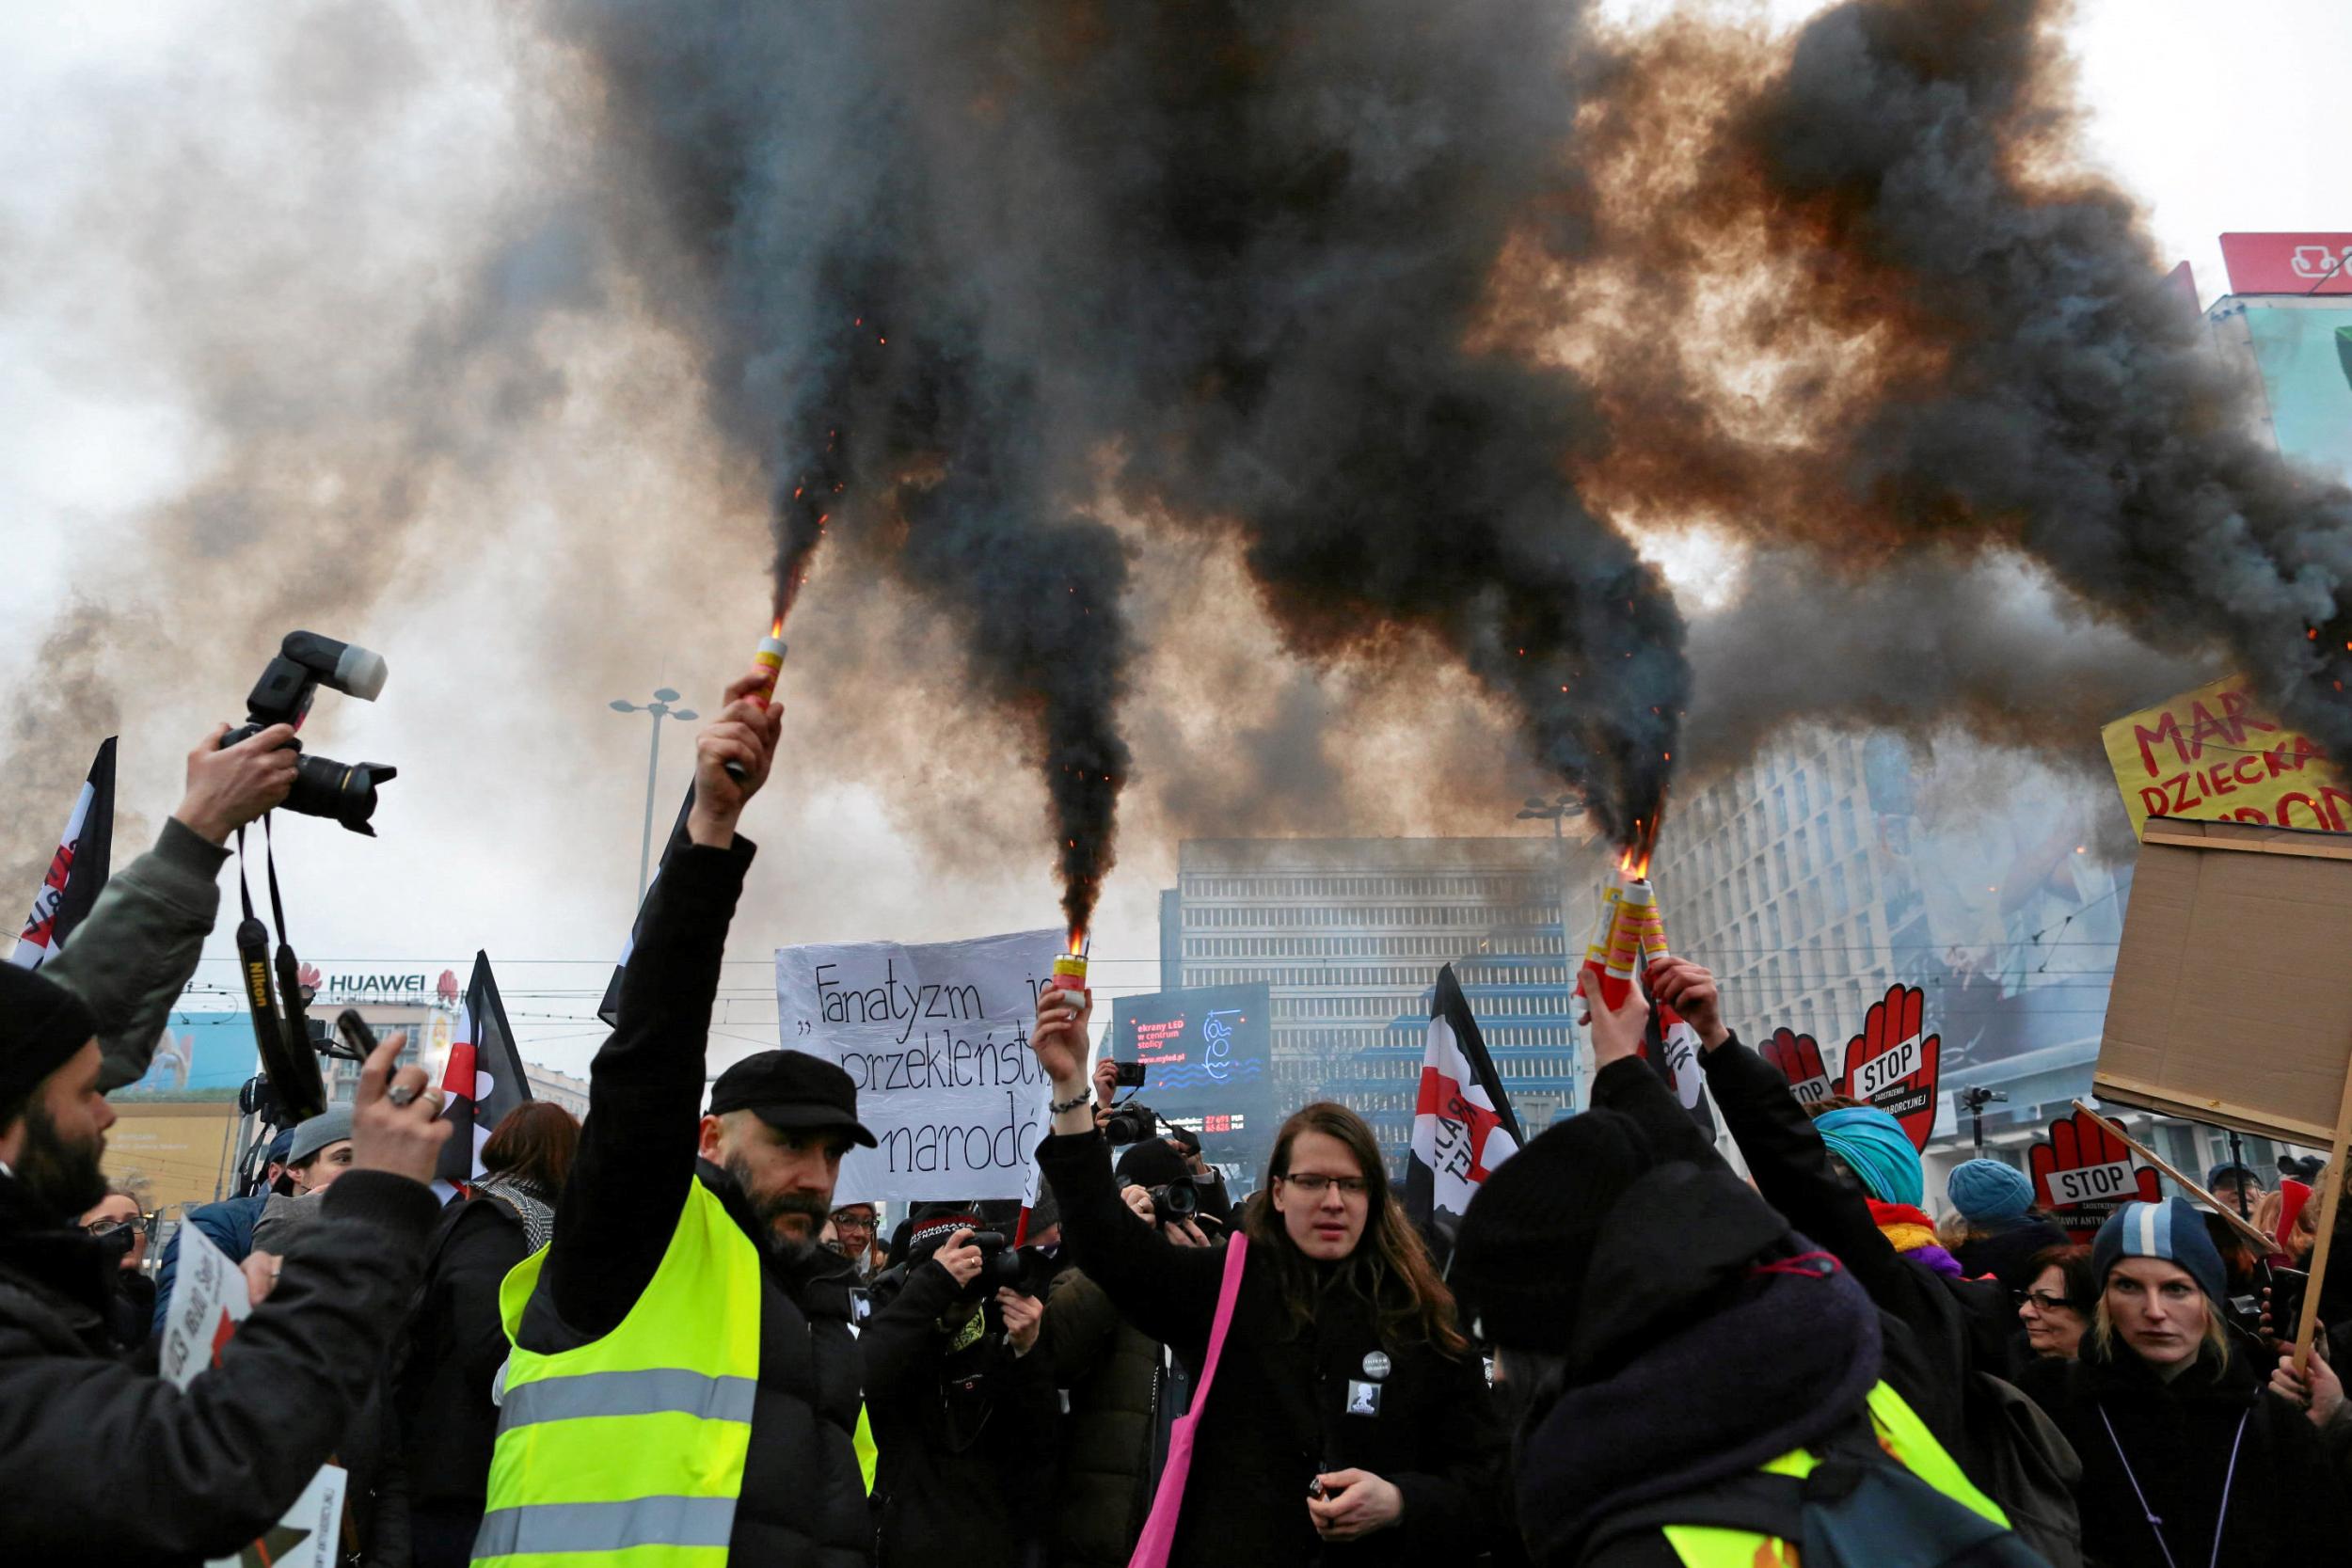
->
2102;676;2346;840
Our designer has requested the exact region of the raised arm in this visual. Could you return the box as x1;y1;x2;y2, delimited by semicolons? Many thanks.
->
1649;957;1903;1296
48;724;294;1092
1577;961;1724;1170
538;670;782;1339
1029;985;1222;1354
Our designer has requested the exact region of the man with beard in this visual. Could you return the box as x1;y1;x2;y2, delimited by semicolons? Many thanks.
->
474;666;879;1568
0;965;452;1563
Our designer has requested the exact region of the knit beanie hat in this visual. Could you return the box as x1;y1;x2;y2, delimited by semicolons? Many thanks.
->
1815;1105;1924;1209
1947;1158;2034;1222
1450;1110;1656;1354
0;963;99;1116
2091;1196;2228;1307
285;1106;355;1167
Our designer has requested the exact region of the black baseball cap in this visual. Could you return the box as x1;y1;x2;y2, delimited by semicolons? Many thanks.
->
708;1051;877;1148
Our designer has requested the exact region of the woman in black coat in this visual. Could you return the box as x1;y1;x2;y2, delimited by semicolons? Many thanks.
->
382;1101;579;1568
1029;992;1504;1568
2015;1196;2350;1568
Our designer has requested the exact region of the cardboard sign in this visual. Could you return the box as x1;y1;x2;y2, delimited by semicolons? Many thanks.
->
1840;984;1941;1152
2100;675;2345;841
1761;1026;1835;1107
2028;1107;2161;1245
159;1226;346;1568
2093;818;2352;1146
775;927;1064;1204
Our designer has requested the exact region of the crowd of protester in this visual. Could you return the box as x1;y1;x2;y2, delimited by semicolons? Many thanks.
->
6;674;2352;1566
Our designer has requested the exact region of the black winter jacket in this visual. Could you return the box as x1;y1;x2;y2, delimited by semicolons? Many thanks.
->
516;836;870;1568
1038;1129;1504;1568
0;1165;440;1565
864;1259;1059;1568
380;1192;537;1565
1042;1265;1169;1568
2017;1338;2350;1567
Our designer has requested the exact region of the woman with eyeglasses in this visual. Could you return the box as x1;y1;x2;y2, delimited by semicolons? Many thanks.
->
2015;1245;2096;1361
1028;988;1503;1568
2015;1197;2350;1568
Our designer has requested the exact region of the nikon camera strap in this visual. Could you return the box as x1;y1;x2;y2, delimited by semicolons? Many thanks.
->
235;816;327;1123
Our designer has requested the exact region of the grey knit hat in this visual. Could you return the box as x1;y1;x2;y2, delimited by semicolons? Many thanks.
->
285;1105;355;1166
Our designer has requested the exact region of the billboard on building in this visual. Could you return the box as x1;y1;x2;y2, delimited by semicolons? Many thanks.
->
104;1101;242;1210
1108;982;1276;1172
116;1013;260;1101
1862;738;2128;1079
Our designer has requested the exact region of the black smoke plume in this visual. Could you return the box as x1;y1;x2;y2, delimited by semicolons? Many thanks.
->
554;0;1687;919
1573;0;2352;773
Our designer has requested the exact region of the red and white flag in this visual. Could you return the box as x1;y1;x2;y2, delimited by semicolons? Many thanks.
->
1406;964;1523;1266
436;951;535;1188
10;738;117;971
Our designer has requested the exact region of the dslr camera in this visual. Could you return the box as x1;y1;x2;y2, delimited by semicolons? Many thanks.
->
224;631;395;834
869;1227;1041;1305
1145;1175;1200;1226
1104;1100;1160;1146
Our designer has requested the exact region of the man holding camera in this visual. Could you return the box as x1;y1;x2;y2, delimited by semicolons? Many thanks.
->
862;1206;1057;1568
471;668;877;1568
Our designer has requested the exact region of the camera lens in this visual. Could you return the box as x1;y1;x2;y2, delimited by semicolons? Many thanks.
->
285;755;396;835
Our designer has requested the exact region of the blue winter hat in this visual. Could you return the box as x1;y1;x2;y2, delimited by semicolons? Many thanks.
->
1816;1106;1924;1209
1947;1158;2034;1222
2090;1196;2228;1307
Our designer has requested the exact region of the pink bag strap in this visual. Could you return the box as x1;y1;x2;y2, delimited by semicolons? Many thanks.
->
1191;1231;1249;1405
1125;1233;1248;1568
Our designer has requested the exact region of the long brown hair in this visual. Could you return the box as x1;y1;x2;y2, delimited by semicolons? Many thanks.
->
482;1101;580;1194
1242;1102;1469;1357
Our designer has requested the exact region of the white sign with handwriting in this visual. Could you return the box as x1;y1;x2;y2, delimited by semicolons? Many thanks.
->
776;927;1066;1204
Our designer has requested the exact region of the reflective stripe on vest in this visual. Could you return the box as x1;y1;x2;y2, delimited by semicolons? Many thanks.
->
854;1403;878;1497
472;1178;763;1568
1661;1381;2010;1567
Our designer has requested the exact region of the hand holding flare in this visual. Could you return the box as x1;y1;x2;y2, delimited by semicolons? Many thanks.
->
721;618;788;784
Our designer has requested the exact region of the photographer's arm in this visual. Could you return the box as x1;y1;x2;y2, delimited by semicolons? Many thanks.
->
857;1248;967;1401
539;673;780;1340
48;724;294;1092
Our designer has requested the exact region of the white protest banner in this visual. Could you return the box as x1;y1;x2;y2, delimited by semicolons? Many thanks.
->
160;1224;347;1568
776;927;1064;1205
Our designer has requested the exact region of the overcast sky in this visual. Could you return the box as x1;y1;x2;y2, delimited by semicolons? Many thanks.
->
2;0;2346;1080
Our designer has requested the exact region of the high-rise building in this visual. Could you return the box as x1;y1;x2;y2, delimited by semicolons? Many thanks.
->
1161;838;1582;1172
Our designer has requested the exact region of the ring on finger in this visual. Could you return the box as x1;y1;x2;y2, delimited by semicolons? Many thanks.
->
387;1084;421;1108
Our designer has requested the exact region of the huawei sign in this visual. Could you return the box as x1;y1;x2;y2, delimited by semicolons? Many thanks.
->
2219;232;2352;295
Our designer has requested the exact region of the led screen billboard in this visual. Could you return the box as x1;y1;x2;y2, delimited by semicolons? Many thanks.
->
1108;982;1275;1173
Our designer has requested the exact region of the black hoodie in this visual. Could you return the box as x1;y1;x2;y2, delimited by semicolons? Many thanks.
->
1502;1154;1887;1567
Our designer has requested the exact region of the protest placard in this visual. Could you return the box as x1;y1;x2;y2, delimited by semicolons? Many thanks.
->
159;1224;346;1568
2094;816;2352;1367
776;927;1065;1205
2100;675;2345;841
2027;1107;2160;1245
1840;984;1941;1152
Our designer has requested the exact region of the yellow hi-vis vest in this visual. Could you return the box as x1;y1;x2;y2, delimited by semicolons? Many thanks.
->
472;1178;761;1568
1661;1382;2008;1568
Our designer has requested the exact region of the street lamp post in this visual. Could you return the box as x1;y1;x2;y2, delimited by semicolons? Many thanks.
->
610;689;698;907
